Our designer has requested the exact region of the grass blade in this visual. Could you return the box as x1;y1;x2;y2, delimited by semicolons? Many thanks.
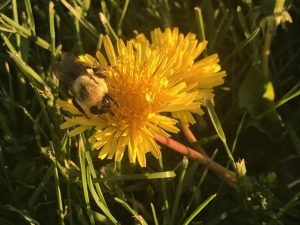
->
85;150;107;206
11;0;20;49
205;99;237;171
158;156;170;223
0;13;50;49
50;143;65;225
49;1;56;68
0;146;13;194
99;12;118;41
86;168;118;224
4;205;40;225
24;0;36;35
79;136;95;225
115;197;148;225
28;164;55;209
60;0;98;39
93;171;176;182
170;158;188;225
223;27;260;64
117;0;129;36
150;203;159;225
181;149;219;223
194;7;206;42
0;0;10;10
182;194;217;225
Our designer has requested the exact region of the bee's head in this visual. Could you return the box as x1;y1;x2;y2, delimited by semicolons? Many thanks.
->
90;94;113;115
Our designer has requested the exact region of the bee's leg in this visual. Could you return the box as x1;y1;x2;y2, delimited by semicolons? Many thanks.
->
72;98;89;118
107;94;118;116
108;94;118;107
94;70;107;78
81;62;107;78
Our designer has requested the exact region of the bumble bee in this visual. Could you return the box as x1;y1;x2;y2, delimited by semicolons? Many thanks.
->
54;53;113;116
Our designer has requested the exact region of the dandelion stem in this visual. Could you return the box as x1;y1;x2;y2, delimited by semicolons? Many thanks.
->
154;134;237;186
180;121;208;157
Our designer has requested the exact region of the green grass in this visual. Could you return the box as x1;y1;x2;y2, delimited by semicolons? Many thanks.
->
1;0;300;224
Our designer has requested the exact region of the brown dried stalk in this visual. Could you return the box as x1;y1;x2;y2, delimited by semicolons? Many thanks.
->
154;134;237;186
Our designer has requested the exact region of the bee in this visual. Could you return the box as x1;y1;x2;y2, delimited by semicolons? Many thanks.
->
54;53;114;116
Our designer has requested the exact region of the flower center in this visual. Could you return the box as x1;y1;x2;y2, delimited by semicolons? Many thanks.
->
107;65;167;131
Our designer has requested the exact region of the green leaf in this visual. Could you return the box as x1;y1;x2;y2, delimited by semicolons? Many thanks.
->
238;65;283;138
238;66;271;115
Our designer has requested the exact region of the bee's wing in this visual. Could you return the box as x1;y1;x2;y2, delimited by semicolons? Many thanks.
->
53;53;85;86
79;61;107;79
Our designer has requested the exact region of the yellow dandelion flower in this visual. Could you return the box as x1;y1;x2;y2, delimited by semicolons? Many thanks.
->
57;27;226;167
134;28;226;124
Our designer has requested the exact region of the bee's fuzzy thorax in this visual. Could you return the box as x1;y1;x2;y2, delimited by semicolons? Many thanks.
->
54;53;113;116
